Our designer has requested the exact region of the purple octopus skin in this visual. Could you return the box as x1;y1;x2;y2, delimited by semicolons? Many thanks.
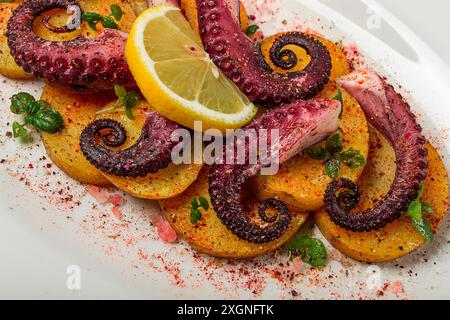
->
209;98;341;243
195;0;332;106
80;112;182;177
324;69;428;232
7;0;136;92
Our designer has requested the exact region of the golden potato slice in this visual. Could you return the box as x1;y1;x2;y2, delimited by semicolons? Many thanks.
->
315;127;449;263
159;168;309;259
0;3;33;79
96;101;203;200
125;0;148;16
252;37;368;212
181;0;249;34
41;84;114;186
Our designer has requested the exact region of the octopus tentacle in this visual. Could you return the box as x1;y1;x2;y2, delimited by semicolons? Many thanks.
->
258;198;289;223
196;0;332;106
209;99;341;243
80;112;182;177
324;70;428;232
7;0;136;91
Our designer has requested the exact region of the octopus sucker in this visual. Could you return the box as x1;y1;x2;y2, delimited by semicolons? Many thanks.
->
80;112;182;178
6;0;136;92
195;0;332;106
209;99;341;243
324;69;428;232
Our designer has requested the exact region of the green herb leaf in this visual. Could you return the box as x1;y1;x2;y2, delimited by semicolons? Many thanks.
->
29;109;64;133
333;88;344;116
412;217;433;242
12;121;28;138
325;158;340;179
26;100;50;116
10;92;35;114
407;199;422;220
114;85;127;99
326;131;343;154
305;145;330;160
199;196;209;211
245;24;259;37
405;183;434;241
422;203;434;216
339;147;366;170
190;208;202;225
288;235;327;267
110;4;123;21
82;12;103;23
102;16;119;29
191;197;199;209
124;91;140;120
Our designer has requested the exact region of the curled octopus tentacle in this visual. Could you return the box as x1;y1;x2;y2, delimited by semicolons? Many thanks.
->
196;0;332;106
80;112;182;178
209;99;341;243
324;69;428;232
7;0;136;92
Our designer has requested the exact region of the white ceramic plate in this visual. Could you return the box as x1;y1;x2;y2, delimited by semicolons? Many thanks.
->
0;0;449;299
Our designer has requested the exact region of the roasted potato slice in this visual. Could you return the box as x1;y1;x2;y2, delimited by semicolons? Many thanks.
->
0;3;33;79
181;0;249;34
41;84;114;186
96;101;203;200
252;37;368;212
159;168;309;259
315;126;449;263
125;0;148;16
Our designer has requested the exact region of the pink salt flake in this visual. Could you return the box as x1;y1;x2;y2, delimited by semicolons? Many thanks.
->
386;280;405;295
292;257;303;274
329;249;343;262
155;215;177;243
109;194;124;207
251;30;264;42
86;185;110;204
111;206;123;221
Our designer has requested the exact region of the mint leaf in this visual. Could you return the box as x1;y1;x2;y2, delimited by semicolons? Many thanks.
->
245;24;259;37
102;16;119;29
110;4;123;21
190;208;202;225
407;199;422;220
305;145;330;160
412;217;433;242
11;92;35;114
288;235;327;267
339;148;366;170
422;203;434;216
333;88;344;117
12;122;28;138
199;196;209;211
114;85;127;99
191;197;199;209
326;131;343;154
325;158;340;179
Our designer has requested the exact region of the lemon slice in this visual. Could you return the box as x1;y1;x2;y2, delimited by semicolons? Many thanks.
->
125;5;257;132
